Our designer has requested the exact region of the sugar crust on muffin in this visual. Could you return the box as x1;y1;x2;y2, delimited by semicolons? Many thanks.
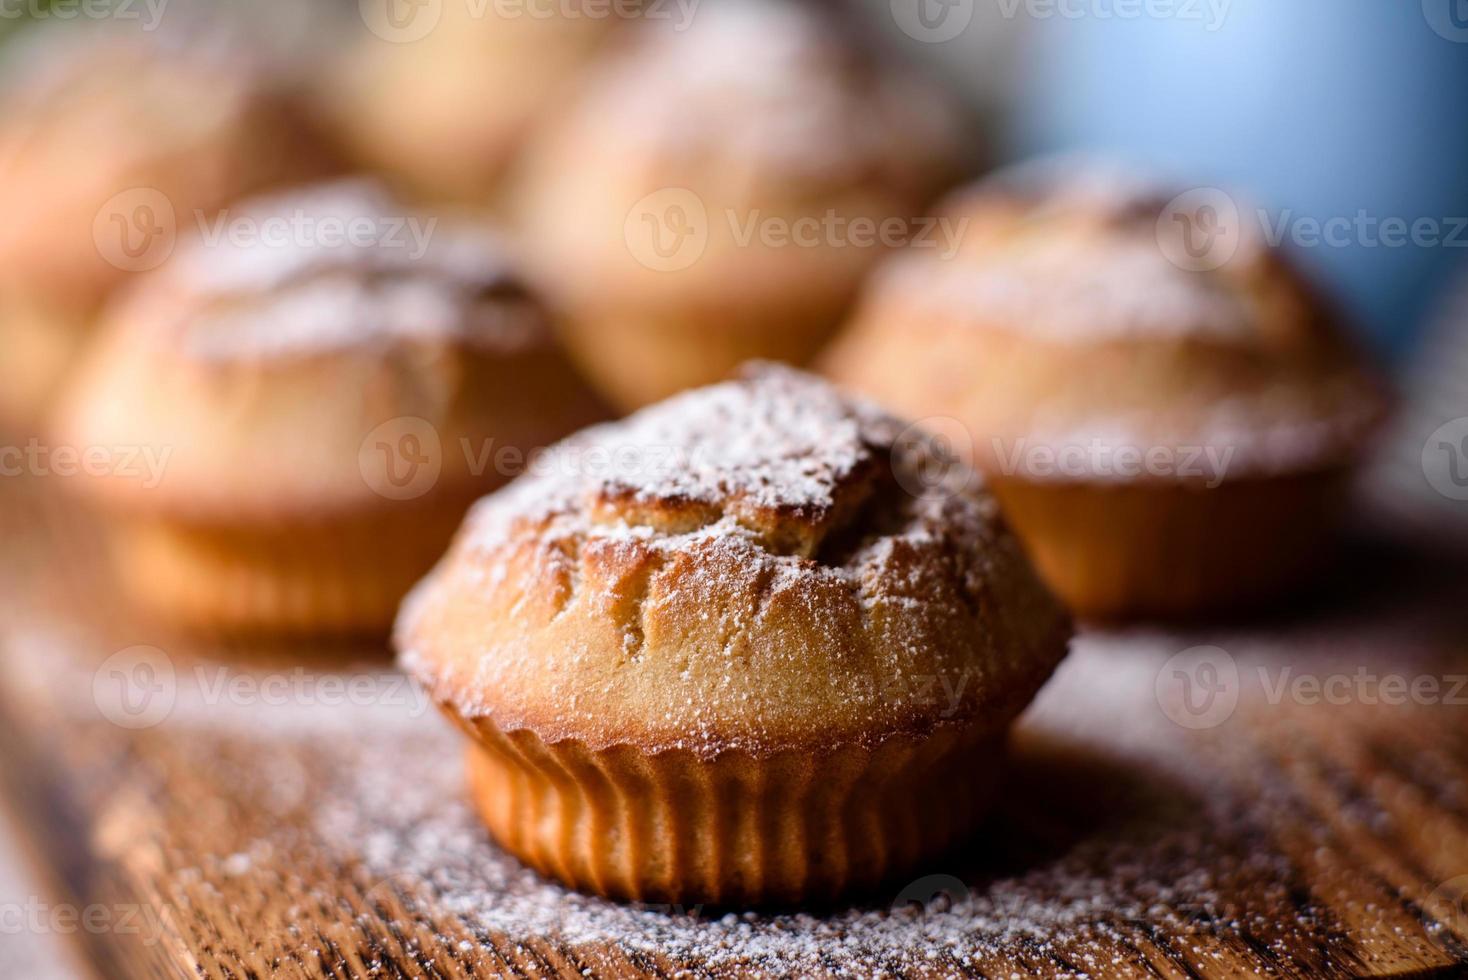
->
56;180;590;523
825;161;1389;481
398;364;1070;758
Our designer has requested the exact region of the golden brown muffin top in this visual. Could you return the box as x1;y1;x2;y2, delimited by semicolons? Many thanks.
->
53;180;601;522
397;365;1070;758
823;163;1390;480
512;0;964;310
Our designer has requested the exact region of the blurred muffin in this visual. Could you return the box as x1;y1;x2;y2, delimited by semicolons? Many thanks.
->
0;20;334;431
397;364;1070;906
823;165;1389;619
53;181;605;634
328;0;625;206
513;0;965;410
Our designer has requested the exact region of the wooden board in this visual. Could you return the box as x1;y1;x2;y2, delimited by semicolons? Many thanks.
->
2;473;1468;978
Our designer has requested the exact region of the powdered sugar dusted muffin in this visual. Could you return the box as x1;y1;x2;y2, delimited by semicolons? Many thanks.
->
512;0;965;410
396;364;1070;905
0;19;333;431
823;162;1389;619
54;180;605;634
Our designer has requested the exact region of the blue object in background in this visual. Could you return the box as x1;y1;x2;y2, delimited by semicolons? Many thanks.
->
1009;0;1468;362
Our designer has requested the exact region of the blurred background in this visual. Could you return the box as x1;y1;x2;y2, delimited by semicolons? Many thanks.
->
3;0;1466;359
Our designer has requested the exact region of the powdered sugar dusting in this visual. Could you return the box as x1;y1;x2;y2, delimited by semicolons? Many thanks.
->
572;365;878;512
164;180;540;359
896;156;1272;343
313;631;1344;975
393;365;1062;757
570;0;958;193
900;234;1257;343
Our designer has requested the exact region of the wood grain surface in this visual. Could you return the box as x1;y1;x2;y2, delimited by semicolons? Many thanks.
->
2;472;1467;979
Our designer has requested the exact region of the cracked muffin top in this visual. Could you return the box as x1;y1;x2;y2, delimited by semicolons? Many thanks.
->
396;365;1070;758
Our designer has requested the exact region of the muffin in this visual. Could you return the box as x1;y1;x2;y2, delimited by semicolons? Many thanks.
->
328;0;623;206
396;364;1070;905
0;20;333;431
823;165;1390;619
52;180;605;634
512;0;965;410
